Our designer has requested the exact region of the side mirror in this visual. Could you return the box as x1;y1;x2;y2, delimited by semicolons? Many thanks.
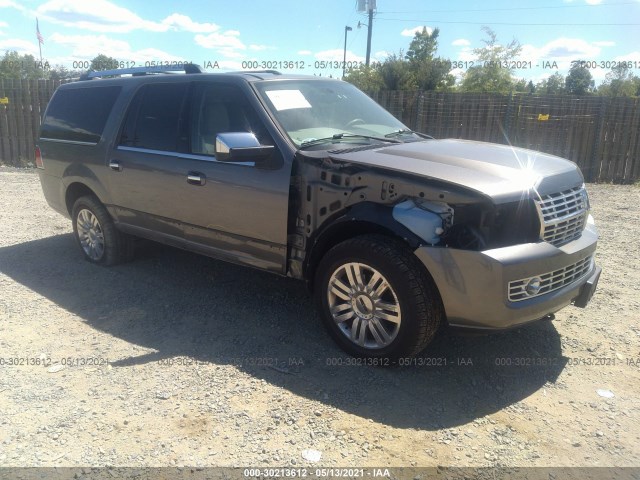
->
215;132;276;167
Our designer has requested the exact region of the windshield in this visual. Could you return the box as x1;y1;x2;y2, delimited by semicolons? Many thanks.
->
254;79;417;148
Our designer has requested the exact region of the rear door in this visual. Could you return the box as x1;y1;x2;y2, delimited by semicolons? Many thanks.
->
107;81;190;242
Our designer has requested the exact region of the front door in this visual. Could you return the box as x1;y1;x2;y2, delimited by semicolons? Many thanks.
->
108;80;291;273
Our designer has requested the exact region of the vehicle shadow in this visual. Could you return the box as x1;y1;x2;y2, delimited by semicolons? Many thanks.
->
0;234;567;430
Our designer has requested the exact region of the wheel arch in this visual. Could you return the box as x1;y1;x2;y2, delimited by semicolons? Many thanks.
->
65;182;99;216
303;202;424;291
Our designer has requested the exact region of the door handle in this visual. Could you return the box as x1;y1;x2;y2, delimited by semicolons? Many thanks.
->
187;171;206;186
109;160;122;172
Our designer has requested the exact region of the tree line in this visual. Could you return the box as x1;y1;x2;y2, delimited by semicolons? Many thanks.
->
0;53;125;81
345;27;639;97
2;29;639;97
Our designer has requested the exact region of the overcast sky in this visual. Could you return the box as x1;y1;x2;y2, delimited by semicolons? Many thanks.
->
1;0;638;84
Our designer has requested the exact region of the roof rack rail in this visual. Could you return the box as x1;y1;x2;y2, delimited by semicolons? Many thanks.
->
229;70;282;75
81;64;204;80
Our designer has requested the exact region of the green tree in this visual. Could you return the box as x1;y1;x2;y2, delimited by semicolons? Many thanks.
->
48;65;83;81
377;53;417;90
343;65;384;92
513;78;529;93
597;65;639;97
405;27;454;91
405;27;438;62
536;72;566;94
89;54;119;72
344;27;454;92
0;51;48;79
526;80;536;93
460;27;522;93
344;53;416;91
565;62;595;95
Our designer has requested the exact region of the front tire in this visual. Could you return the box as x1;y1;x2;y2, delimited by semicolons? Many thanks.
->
315;235;443;360
72;195;134;266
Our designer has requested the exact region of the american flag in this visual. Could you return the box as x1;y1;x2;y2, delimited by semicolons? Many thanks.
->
36;18;44;45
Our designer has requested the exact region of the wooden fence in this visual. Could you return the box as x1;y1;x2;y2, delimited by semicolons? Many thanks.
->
1;79;639;183
0;79;66;167
370;91;640;183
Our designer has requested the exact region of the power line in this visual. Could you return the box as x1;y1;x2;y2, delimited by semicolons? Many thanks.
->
375;17;640;26
377;1;636;14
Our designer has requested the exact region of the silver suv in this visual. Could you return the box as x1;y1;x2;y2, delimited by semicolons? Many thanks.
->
36;65;601;359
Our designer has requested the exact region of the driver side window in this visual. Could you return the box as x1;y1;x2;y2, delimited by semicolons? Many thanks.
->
190;83;270;157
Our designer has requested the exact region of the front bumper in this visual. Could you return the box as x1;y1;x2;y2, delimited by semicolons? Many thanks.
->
414;220;599;330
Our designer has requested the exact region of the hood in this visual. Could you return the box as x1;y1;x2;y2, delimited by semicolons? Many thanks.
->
326;139;584;203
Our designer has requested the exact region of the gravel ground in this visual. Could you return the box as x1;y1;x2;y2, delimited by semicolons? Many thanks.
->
0;167;639;468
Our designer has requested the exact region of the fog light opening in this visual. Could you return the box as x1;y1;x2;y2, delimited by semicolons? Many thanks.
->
525;277;542;296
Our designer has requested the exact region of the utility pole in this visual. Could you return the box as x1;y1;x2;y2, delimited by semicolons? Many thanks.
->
365;5;373;66
357;0;376;66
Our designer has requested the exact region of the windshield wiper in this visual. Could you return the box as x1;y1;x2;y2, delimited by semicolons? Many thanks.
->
384;129;434;140
300;133;401;149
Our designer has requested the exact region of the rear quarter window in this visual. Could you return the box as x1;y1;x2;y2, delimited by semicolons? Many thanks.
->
40;86;121;144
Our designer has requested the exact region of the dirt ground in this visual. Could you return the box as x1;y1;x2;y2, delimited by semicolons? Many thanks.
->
0;168;639;469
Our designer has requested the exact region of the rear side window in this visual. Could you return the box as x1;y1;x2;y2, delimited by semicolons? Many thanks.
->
119;83;188;152
41;86;121;144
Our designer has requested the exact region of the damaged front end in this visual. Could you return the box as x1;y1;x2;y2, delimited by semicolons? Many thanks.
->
288;150;540;279
288;148;599;331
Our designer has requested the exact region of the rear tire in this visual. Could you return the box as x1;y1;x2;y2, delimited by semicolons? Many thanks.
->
314;234;443;360
72;195;134;266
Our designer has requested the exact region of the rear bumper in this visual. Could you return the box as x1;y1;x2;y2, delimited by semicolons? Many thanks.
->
38;170;69;218
414;220;599;330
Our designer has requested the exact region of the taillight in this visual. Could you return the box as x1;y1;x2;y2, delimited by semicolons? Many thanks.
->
35;146;44;169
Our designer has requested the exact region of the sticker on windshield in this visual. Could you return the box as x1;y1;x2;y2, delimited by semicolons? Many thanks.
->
265;90;311;111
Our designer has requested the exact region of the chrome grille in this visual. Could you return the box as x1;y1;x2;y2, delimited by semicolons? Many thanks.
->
508;255;594;302
535;186;588;247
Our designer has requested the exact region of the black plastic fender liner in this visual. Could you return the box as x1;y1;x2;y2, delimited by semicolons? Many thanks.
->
287;151;488;281
301;201;425;286
328;201;424;248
